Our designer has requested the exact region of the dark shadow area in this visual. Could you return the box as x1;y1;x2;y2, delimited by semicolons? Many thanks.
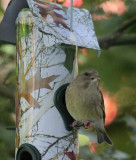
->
54;83;75;131
17;143;41;160
20;151;32;160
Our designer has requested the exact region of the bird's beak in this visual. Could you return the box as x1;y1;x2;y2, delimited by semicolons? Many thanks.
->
94;73;100;80
96;75;100;80
91;75;100;81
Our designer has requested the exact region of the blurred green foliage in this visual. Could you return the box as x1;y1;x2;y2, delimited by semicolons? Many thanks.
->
0;44;15;159
0;0;136;160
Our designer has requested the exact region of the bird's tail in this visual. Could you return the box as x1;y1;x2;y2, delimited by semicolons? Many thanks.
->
96;129;112;145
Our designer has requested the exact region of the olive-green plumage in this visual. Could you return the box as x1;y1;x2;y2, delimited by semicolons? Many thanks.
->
66;69;112;145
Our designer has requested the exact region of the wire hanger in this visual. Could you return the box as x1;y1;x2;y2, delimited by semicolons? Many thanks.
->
70;0;73;32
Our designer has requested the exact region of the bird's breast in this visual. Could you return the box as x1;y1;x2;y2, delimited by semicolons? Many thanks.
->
66;85;102;121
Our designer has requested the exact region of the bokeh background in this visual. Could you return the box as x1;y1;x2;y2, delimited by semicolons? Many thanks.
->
0;0;136;159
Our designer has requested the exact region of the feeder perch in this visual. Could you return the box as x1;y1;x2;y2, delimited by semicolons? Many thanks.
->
0;0;100;159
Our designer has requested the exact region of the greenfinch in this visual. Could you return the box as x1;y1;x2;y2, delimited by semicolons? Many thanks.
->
66;69;112;145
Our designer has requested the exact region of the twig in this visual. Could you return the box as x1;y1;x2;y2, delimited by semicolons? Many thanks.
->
98;16;136;49
42;132;75;157
98;33;136;49
115;16;136;33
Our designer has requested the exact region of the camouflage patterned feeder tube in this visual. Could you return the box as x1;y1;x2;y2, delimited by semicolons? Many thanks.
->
16;9;78;160
16;0;100;159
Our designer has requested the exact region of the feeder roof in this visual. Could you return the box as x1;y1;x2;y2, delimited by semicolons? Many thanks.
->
0;0;100;53
27;0;100;52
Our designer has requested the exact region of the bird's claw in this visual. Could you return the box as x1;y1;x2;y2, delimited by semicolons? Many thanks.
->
72;121;82;129
72;120;91;129
82;120;91;129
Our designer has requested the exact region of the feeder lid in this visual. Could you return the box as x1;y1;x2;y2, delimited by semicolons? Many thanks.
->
0;0;100;53
27;0;100;53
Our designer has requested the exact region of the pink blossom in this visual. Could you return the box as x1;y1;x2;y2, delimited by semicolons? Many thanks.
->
49;0;83;7
101;88;118;126
99;0;127;16
63;0;83;7
89;142;98;153
80;48;88;56
92;14;109;21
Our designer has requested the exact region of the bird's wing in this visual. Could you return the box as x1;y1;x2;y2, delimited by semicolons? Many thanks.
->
99;89;106;124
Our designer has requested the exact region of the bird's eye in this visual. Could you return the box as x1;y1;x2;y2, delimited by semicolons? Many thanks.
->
85;73;89;76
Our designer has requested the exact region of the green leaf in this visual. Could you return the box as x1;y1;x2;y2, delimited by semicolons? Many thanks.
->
17;23;32;43
63;45;76;73
78;134;90;146
17;9;32;43
0;44;15;55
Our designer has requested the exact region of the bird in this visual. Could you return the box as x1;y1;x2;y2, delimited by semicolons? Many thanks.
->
65;68;112;145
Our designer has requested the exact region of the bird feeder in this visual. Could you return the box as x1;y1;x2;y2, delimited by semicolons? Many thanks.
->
0;0;100;159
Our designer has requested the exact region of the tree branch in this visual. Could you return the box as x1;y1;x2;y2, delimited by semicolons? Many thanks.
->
98;34;136;49
115;16;136;33
110;34;136;45
98;17;136;49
